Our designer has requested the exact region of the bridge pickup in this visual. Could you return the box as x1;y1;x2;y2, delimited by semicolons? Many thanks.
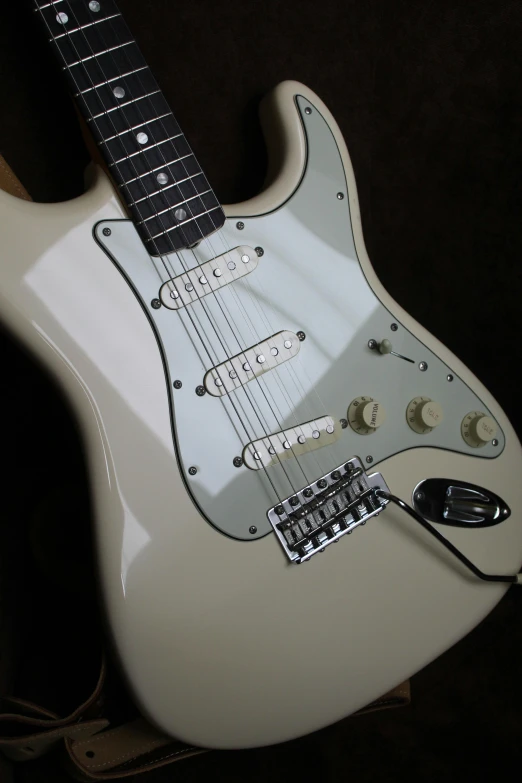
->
267;457;390;563
159;246;258;310
243;415;339;470
204;331;300;397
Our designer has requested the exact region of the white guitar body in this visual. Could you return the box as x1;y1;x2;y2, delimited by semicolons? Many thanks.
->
1;81;521;748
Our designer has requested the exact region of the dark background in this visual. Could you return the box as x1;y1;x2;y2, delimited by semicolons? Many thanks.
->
1;0;522;780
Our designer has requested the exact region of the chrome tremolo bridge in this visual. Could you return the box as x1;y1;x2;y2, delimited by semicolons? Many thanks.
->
267;457;390;563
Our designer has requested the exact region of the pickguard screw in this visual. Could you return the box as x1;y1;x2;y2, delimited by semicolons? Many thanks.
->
366;456;374;464
367;339;378;350
492;439;499;447
236;221;245;230
305;107;312;115
102;227;112;237
419;361;428;371
233;456;243;468
447;374;454;382
249;526;257;534
415;491;425;502
151;298;161;309
255;247;264;257
337;192;344;200
173;380;182;389
340;418;348;429
196;385;206;396
297;331;306;341
188;466;197;476
275;505;285;516
391;323;398;331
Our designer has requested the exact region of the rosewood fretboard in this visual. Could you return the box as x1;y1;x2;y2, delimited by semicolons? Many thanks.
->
34;0;225;255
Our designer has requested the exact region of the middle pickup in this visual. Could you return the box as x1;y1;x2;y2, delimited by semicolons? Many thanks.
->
204;331;301;397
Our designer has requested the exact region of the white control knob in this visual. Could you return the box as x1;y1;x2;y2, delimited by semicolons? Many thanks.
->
348;396;386;435
461;411;497;448
406;397;444;434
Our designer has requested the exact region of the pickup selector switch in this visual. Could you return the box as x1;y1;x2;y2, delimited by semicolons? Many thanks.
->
407;397;444;434
348;397;386;435
461;411;497;448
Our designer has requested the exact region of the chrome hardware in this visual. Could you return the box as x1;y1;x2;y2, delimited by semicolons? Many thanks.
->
267;457;390;563
412;479;510;528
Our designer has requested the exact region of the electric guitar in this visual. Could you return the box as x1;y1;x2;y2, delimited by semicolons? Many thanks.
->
1;0;521;749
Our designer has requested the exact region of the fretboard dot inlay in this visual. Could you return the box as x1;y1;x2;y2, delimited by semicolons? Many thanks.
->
136;132;149;145
113;86;125;99
89;1;102;11
156;172;169;185
174;208;187;222
56;12;69;24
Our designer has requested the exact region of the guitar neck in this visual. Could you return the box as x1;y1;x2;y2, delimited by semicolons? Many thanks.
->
33;0;225;255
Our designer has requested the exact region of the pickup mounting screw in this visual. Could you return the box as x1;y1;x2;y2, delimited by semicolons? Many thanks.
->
102;227;111;237
255;247;264;257
236;221;245;230
317;479;328;489
196;385;206;396
275;505;285;516
233;456;243;468
151;299;161;309
249;526;257;534
340;418;348;429
366;456;374;464
303;488;314;498
188;466;197;476
173;380;182;389
297;331;306;341
391;323;398;331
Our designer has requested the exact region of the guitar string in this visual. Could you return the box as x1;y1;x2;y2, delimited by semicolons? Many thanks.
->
74;0;320;485
35;1;293;502
92;1;331;480
69;0;310;489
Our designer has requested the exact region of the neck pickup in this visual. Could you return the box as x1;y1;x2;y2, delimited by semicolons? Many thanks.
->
33;0;225;254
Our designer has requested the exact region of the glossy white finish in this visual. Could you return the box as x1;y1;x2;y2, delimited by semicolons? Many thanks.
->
0;82;521;749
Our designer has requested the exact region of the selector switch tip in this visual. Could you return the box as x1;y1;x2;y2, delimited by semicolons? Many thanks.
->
348;397;386;435
407;397;444;434
378;339;393;355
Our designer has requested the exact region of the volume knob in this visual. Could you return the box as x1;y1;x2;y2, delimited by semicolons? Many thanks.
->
461;411;497;448
348;396;386;435
407;397;444;434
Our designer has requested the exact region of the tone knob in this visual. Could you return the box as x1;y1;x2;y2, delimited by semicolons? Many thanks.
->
348;396;386;435
407;397;444;434
461;411;497;448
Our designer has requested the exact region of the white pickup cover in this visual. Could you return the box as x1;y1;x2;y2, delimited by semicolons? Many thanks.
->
242;415;339;470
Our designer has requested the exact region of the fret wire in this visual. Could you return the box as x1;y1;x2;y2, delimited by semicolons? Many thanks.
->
35;0;64;8
52;14;121;40
128;172;203;205
87;90;162;120
65;40;134;69
101;113;172;142
121;154;194;183
135;190;213;226
146;206;224;241
110;146;191;168
75;66;149;95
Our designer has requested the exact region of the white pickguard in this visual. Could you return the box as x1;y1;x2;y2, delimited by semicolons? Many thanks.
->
97;96;503;541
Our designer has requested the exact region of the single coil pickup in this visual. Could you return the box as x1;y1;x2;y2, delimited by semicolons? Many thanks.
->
267;456;390;563
243;415;339;470
204;331;300;397
159;246;258;310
